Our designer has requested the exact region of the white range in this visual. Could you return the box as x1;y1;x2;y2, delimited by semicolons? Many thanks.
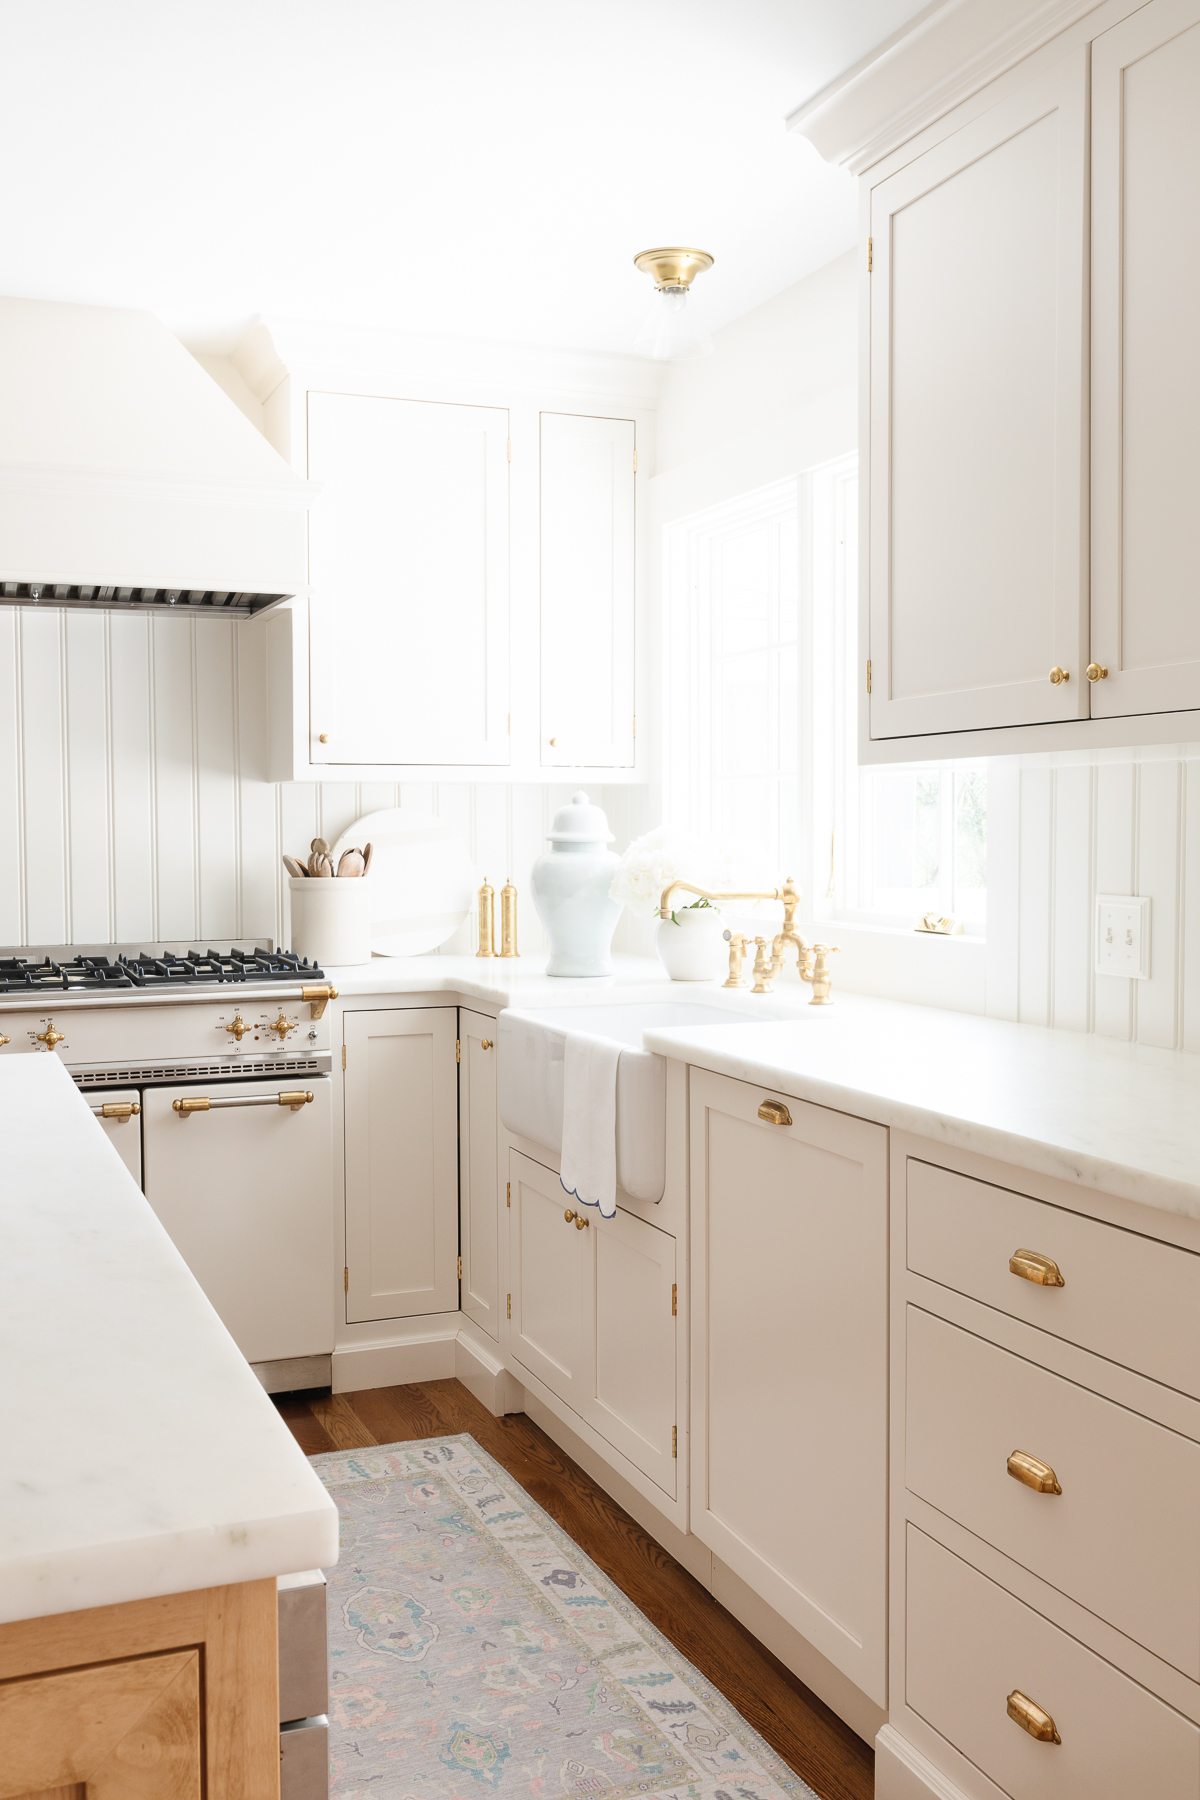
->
0;943;338;1392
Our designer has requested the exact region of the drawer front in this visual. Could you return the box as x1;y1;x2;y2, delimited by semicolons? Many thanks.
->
907;1307;1200;1677
908;1158;1200;1397
906;1526;1200;1799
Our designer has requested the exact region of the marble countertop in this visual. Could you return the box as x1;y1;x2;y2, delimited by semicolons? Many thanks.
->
1;1055;338;1626
643;993;1200;1223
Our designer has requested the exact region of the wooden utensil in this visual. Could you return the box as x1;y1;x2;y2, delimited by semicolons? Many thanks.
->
336;847;366;878
282;855;308;879
308;837;334;877
362;841;373;877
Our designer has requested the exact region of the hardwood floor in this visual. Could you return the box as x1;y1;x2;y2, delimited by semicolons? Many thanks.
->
275;1377;874;1800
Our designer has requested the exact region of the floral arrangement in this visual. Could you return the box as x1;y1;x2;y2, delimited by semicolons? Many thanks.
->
608;826;775;921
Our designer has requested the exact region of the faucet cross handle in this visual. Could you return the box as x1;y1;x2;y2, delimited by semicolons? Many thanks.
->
803;942;840;1006
751;936;775;994
722;929;750;988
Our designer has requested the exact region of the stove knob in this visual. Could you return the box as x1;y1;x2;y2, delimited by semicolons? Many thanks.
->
224;1013;252;1042
36;1022;65;1051
267;1011;298;1041
0;1032;9;1048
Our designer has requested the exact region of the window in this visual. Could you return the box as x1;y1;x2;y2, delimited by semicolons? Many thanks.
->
663;458;987;934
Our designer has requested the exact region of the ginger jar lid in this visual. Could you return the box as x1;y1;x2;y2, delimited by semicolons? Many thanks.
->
546;790;615;845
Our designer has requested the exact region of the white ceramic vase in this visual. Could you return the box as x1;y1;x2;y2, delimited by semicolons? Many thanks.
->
530;791;624;977
656;906;725;981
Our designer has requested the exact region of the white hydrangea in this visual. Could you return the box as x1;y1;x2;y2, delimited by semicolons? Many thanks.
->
609;825;778;915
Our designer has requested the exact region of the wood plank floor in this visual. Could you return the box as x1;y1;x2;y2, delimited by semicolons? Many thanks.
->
275;1378;874;1800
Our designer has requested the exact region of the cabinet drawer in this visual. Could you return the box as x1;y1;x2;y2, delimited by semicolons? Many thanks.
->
906;1527;1200;1799
907;1308;1200;1678
908;1158;1200;1397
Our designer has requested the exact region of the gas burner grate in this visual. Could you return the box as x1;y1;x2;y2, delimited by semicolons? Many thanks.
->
0;948;326;995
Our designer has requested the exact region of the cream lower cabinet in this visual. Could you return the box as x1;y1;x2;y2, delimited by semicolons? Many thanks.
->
343;1007;459;1323
689;1068;889;1706
508;1150;678;1499
458;1009;499;1337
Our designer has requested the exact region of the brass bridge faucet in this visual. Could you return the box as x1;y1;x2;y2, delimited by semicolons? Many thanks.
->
658;875;839;1005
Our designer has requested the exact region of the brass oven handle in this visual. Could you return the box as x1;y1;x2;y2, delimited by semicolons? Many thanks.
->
92;1101;140;1121
173;1096;210;1113
757;1099;792;1126
302;983;338;1019
1007;1690;1061;1744
173;1091;315;1114
563;1208;591;1230
1010;1248;1065;1287
1007;1450;1062;1495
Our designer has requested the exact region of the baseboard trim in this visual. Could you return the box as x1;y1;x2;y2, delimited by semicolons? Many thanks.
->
331;1330;456;1392
454;1329;525;1417
875;1726;973;1800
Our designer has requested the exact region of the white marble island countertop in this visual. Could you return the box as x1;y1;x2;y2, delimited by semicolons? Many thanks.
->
1;1055;338;1627
643;993;1200;1223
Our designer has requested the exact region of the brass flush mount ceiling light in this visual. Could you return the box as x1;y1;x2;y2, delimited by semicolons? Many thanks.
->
633;247;715;360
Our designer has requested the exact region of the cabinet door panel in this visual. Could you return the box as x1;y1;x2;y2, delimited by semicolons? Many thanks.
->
585;1208;677;1499
540;412;635;768
509;1150;589;1407
868;55;1088;738
308;391;510;767
690;1069;889;1705
459;1009;499;1337
1091;0;1200;716
343;1008;458;1322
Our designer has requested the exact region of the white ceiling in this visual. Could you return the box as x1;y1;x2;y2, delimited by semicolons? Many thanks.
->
2;0;928;358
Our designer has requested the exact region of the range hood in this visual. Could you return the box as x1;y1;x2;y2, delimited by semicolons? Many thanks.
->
0;297;310;618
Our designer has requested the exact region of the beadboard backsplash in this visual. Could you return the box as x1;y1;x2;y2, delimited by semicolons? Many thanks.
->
0;606;607;958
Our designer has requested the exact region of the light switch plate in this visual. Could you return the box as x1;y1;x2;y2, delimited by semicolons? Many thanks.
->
1096;895;1151;979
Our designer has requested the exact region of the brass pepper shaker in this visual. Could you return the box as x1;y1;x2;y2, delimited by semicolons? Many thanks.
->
477;878;496;957
500;878;519;958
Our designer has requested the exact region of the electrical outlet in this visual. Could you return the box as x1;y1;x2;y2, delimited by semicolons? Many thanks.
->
1095;895;1151;979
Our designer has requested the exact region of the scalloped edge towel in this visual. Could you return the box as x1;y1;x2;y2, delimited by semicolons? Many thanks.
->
558;1029;620;1218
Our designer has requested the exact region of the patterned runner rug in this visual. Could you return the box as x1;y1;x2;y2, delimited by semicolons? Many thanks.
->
312;1433;816;1799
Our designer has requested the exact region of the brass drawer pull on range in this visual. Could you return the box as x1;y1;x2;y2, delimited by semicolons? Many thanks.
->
757;1099;792;1126
1049;666;1069;685
1010;1248;1065;1287
1007;1690;1061;1744
1008;1450;1062;1495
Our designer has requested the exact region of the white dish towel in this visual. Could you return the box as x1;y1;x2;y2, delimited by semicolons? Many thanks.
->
559;1030;621;1219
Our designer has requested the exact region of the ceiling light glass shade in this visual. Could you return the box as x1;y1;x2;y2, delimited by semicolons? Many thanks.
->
633;284;714;360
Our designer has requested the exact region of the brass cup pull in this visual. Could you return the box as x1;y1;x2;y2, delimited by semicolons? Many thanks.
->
1010;1248;1065;1287
1007;1690;1061;1744
173;1096;210;1113
1008;1450;1062;1495
563;1208;590;1229
481;1038;494;1050
1049;666;1069;685
1086;662;1108;682
757;1099;792;1126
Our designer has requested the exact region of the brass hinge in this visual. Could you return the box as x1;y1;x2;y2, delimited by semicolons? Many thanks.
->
672;1425;677;1458
456;1037;461;1063
632;714;637;738
867;235;873;273
671;1282;677;1317
341;1043;347;1071
632;448;638;473
866;658;872;695
506;1180;511;1208
507;712;511;734
507;438;512;462
507;1293;512;1319
457;1255;463;1280
343;1266;349;1293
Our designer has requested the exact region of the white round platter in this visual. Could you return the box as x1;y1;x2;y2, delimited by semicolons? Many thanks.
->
330;806;474;957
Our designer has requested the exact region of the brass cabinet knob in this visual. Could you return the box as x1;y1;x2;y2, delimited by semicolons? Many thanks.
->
1007;1690;1061;1744
481;1037;494;1050
549;737;557;747
36;1022;65;1050
224;1014;252;1041
1010;1248;1065;1287
318;732;330;743
757;1099;793;1126
267;1011;297;1041
563;1208;590;1229
1086;662;1108;681
1049;666;1069;685
1007;1450;1062;1494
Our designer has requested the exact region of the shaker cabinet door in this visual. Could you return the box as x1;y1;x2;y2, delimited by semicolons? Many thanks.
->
1090;0;1200;718
508;1149;590;1409
540;412;636;769
867;52;1088;739
459;1008;500;1337
307;391;510;767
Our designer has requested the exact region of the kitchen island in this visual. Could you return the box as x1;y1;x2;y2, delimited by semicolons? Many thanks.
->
0;1052;337;1798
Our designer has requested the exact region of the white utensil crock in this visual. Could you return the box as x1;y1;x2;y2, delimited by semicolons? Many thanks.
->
530;791;623;977
288;875;371;967
656;907;725;981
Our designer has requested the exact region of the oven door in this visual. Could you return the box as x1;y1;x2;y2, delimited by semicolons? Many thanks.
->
86;1088;143;1184
141;1076;333;1366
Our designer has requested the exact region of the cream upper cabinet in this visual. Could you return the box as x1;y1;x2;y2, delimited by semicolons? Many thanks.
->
1091;0;1200;718
307;392;510;768
867;53;1088;743
540;412;636;769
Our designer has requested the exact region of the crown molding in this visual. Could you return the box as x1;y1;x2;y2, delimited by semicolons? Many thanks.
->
787;0;1107;173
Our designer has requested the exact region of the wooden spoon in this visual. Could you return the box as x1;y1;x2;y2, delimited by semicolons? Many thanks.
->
308;836;334;877
336;847;365;878
362;841;374;878
282;855;308;879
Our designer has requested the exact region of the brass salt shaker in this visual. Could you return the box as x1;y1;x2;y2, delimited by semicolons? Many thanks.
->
477;878;496;957
500;879;519;958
